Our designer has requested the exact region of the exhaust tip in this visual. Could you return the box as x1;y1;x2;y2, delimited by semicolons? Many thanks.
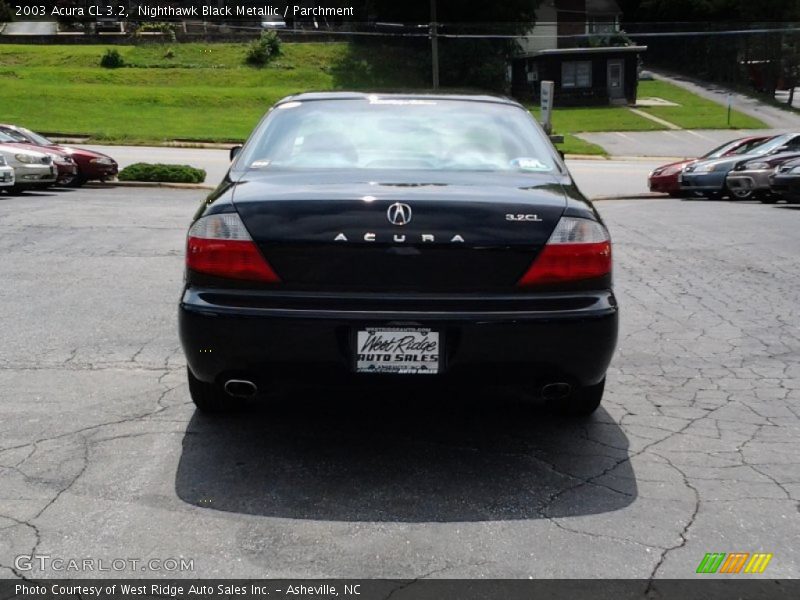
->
541;382;572;401
224;379;257;399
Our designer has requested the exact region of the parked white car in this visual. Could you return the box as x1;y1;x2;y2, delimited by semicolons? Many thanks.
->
0;144;57;191
0;154;14;189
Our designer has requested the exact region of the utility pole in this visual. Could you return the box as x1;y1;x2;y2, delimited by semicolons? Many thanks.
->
430;0;439;89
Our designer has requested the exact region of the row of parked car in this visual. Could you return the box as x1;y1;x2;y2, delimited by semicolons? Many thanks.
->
648;133;800;203
0;125;118;194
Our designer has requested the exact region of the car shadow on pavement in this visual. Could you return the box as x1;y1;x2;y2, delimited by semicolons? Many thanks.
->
175;387;636;522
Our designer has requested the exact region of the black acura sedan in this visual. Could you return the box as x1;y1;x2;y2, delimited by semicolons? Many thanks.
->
179;93;618;416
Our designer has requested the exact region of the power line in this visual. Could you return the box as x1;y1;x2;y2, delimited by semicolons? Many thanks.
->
215;23;800;39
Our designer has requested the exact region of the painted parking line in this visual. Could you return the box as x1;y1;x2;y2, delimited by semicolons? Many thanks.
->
684;130;717;141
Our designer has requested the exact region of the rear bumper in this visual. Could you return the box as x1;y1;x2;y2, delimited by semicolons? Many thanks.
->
179;288;619;389
79;161;118;180
726;169;773;192
12;164;57;187
648;174;681;194
769;173;800;195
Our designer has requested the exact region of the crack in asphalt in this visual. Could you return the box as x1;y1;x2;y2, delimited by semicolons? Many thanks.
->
0;373;185;573
644;452;701;590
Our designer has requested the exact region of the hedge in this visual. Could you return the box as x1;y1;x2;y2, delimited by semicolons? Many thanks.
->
117;163;206;184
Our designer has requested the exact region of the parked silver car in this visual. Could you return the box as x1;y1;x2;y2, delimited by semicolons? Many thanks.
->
0;154;14;189
0;144;57;191
725;151;800;201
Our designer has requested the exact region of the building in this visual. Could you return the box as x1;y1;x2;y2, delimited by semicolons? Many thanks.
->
511;0;646;106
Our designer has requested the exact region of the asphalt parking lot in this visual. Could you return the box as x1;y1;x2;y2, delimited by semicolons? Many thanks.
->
0;187;798;579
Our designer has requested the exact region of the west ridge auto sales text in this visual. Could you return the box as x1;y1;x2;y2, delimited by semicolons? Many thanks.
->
16;584;355;597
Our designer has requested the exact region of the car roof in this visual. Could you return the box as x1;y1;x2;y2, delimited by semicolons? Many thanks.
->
276;91;523;108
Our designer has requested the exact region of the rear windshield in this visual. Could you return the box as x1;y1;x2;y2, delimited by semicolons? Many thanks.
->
236;98;559;173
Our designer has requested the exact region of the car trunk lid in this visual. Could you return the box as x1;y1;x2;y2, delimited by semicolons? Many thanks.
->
231;169;567;292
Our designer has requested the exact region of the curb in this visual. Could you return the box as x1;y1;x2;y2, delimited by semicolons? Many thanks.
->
86;181;214;191
564;154;608;160
47;137;238;150
609;155;687;162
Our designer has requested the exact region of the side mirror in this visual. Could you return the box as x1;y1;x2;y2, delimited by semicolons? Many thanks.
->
229;145;242;161
558;150;565;160
549;134;565;144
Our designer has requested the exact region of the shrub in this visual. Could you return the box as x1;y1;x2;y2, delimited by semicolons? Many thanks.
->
134;22;178;42
100;49;125;69
245;31;282;67
118;163;206;184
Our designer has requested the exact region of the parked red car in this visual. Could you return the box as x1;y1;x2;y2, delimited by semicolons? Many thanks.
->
0;124;118;187
0;129;77;186
648;136;772;196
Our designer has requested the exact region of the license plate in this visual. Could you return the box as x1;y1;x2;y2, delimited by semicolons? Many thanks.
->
355;327;440;375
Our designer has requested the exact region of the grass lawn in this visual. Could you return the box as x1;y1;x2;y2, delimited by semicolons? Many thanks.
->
637;80;767;129
558;134;607;156
0;43;767;148
529;105;662;133
0;42;426;143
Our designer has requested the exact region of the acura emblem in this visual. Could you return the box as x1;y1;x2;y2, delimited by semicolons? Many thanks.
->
387;202;412;226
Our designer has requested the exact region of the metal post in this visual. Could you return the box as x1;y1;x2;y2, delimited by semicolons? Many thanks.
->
430;0;439;89
727;93;732;126
540;81;555;135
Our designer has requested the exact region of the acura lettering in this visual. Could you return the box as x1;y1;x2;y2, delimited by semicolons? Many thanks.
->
333;233;465;243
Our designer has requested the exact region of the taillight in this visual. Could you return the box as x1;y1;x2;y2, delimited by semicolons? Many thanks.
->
517;217;611;286
186;213;280;283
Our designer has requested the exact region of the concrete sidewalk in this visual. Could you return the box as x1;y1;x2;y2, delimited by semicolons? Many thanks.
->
576;128;782;159
0;20;58;35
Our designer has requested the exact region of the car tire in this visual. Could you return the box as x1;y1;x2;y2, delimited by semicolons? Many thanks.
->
68;175;88;188
187;368;237;414
759;194;778;204
549;378;605;417
729;187;753;201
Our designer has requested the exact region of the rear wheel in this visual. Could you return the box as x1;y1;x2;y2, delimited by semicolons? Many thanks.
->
187;368;236;414
759;194;778;204
549;378;605;417
729;187;753;201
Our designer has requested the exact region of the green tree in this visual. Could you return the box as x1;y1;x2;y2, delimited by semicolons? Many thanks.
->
0;0;14;23
357;0;542;91
622;0;800;99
